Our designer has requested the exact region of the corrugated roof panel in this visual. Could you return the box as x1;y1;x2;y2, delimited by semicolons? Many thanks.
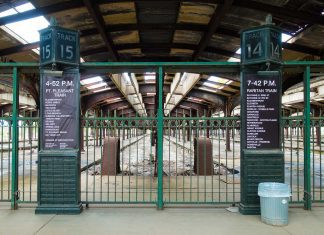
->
80;35;105;51
111;31;140;44
100;2;136;25
51;7;94;30
140;30;173;43
103;13;137;25
136;1;179;24
170;48;194;57
177;2;216;24
208;34;240;53
173;30;202;45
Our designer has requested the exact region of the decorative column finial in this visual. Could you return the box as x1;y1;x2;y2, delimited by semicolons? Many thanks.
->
50;17;57;26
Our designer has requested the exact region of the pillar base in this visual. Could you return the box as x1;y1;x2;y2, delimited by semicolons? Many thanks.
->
35;203;83;214
239;203;260;215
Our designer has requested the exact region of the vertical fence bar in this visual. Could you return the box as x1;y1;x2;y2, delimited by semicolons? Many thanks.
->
11;67;19;209
304;65;311;210
157;66;164;209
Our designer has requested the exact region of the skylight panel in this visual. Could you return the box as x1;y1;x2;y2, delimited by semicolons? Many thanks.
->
122;73;131;83
0;9;16;18
0;2;49;44
198;86;218;93
202;81;223;89
16;3;34;12
80;76;103;85
93;87;111;93
5;16;49;43
228;57;240;62
87;82;107;90
207;76;229;84
144;72;155;80
187;97;205;103
106;97;122;104
282;33;292;42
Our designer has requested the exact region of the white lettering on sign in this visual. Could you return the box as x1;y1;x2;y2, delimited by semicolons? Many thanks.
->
40;32;51;41
247;80;276;87
46;81;74;87
56;32;76;42
42;74;78;150
244;74;280;149
246;31;261;39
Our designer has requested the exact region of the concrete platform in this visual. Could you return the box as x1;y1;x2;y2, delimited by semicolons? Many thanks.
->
0;206;323;235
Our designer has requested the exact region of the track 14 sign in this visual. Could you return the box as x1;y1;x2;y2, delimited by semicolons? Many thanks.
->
241;26;282;65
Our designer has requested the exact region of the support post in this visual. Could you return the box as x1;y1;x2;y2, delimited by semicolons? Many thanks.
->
239;15;284;215
304;65;311;210
36;19;82;214
157;66;164;210
11;67;19;210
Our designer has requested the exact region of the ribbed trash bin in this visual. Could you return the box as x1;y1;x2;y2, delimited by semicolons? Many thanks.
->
258;182;291;226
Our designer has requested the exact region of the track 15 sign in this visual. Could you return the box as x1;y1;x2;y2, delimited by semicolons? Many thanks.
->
40;27;79;66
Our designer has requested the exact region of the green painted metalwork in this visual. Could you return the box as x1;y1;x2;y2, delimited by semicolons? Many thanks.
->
11;67;18;209
157;66;164;209
0;61;322;209
304;66;311;210
0;61;323;68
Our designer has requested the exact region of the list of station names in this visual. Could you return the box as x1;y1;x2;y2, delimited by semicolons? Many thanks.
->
42;73;78;150
244;73;280;149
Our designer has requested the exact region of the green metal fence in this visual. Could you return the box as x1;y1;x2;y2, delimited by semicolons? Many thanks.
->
162;116;240;205
80;114;157;204
79;114;241;205
0;113;12;202
0;62;323;209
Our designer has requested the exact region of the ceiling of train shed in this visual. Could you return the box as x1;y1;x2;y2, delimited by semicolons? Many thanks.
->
0;0;323;116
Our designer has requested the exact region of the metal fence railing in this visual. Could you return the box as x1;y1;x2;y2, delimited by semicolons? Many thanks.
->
4;114;321;207
162;117;240;205
0;61;323;210
80;114;157;204
0;113;12;202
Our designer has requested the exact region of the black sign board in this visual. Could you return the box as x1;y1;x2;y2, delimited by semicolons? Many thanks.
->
242;72;280;149
41;71;79;150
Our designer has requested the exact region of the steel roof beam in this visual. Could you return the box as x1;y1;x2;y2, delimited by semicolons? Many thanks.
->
110;73;147;116
178;100;208;111
139;84;170;94
0;26;320;57
117;108;134;116
233;0;324;26
164;72;201;115
82;0;119;61
0;0;322;28
171;107;191;116
101;100;130;112
82;88;122;111
188;89;225;108
193;0;234;60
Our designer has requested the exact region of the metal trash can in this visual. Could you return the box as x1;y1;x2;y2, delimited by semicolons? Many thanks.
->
258;182;291;226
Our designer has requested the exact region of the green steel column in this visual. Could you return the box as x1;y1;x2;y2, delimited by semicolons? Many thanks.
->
11;67;19;210
157;66;164;209
304;65;311;210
